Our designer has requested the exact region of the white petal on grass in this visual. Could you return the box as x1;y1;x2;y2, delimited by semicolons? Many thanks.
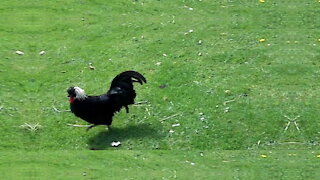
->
183;5;194;11
88;63;95;70
185;160;195;165
184;29;194;35
39;51;46;55
15;50;24;55
111;141;121;147
172;123;180;127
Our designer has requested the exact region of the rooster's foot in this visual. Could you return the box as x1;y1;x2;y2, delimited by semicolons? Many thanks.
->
86;125;97;131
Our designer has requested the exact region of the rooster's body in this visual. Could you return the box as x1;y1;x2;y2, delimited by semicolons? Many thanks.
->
67;71;146;130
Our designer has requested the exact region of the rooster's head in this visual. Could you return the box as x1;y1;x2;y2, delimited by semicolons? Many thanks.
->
67;86;87;103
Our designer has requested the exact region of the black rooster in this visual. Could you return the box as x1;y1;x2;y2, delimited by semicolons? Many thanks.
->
67;71;146;131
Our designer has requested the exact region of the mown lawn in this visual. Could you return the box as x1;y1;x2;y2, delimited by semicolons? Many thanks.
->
2;150;320;179
1;0;320;178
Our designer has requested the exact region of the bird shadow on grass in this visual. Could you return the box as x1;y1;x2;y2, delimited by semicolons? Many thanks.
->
87;123;163;150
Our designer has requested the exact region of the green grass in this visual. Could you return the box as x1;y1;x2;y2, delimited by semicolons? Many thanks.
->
2;150;320;179
1;0;320;178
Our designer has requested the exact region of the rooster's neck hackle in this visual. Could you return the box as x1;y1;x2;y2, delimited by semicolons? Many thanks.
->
74;86;87;100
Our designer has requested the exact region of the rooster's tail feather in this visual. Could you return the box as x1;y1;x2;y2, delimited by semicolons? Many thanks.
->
107;71;146;113
110;71;146;88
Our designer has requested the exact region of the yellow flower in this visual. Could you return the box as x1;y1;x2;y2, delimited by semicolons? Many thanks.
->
259;38;266;42
316;154;320;158
261;154;267;158
259;0;265;3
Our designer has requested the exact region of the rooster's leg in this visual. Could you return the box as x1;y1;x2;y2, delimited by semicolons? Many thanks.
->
107;125;112;130
86;125;97;131
125;106;129;113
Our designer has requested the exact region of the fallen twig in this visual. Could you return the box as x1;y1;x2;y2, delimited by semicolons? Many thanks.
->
52;105;71;113
283;115;301;132
133;101;149;106
223;99;236;106
294;121;300;132
20;123;42;132
223;94;247;106
67;124;91;127
145;107;151;116
53;106;61;112
284;121;291;132
160;113;181;122
278;141;304;145
284;115;300;121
